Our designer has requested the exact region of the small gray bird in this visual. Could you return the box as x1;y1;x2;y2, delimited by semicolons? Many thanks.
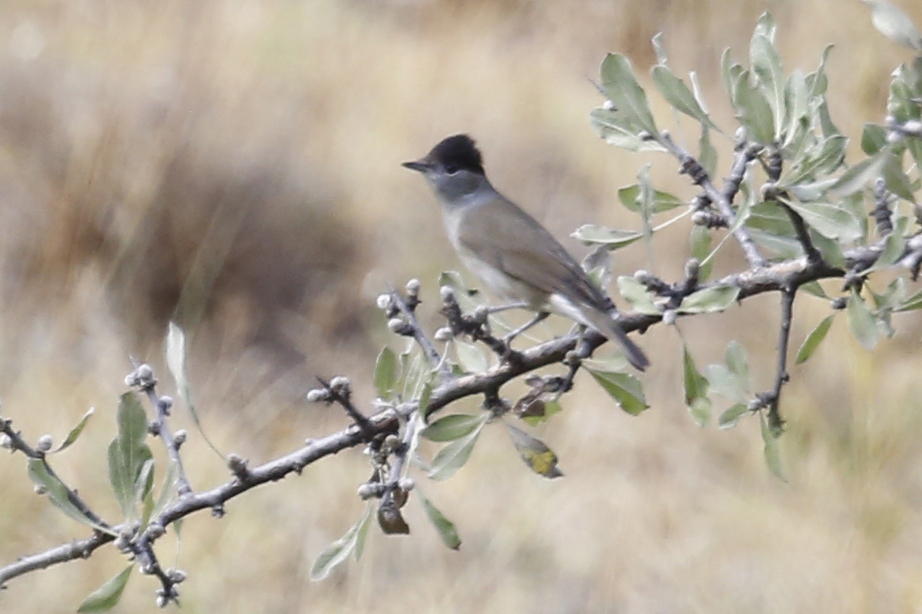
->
403;134;649;371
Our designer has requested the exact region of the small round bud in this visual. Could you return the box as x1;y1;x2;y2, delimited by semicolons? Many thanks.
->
158;396;174;412
887;130;904;145
564;350;580;366
306;388;329;403
734;126;747;142
304;437;315;446
691;211;710;226
388;318;413;336
167;568;187;584
831;297;848;310
663;309;677;325
884;115;897;128
124;373;139;387
34;484;47;495
227;453;248;476
376;293;393;311
398;477;415;492
330;376;351;394
0;434;11;449
471;305;489;324
174;430;187;446
439;285;454;302
37;434;53;452
406;278;421;295
357;483;378;500
137;364;153;381
684;259;700;279
157;595;169;609
434;326;454;341
634;270;655;285
382;434;400;452
602;99;616;111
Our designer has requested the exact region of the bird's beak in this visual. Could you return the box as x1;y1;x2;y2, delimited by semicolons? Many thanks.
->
402;159;432;173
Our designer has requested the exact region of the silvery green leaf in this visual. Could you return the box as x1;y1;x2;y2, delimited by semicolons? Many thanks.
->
747;229;802;259
585;368;648;415
108;392;153;520
780;197;864;242
454;339;489;374
690;225;713;282
616;276;660;315
572;225;643;249
810;229;846;269
422;413;489;442
599;53;658;135
782;69;809;149
815;99;840;138
800;281;829;299
678;286;740;314
721;48;743;104
831;152;888;196
753;11;778;41
795;315;835;364
373;347;399;400
310;504;374;580
590;109;666;152
750;33;785;139
699;124;717;179
864;0;922;51
861;123;888;155
897;285;922;311
617;184;684;214
505;423;564;479
847;290;879;350
733;70;775;144
77;566;133;613
428;420;486;481
683;346;711;427
53;407;95;453
718;403;750;429
27;459;107;531
417;490;461;550
805;45;834;99
881;149;917;203
651;65;717;128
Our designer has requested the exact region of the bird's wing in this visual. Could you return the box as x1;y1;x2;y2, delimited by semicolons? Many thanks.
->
456;196;612;310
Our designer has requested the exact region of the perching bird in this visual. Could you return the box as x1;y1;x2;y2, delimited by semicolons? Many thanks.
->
403;134;649;371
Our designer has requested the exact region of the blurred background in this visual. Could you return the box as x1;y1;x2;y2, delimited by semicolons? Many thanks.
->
1;0;922;612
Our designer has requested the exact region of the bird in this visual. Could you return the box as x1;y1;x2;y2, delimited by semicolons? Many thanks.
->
402;134;649;371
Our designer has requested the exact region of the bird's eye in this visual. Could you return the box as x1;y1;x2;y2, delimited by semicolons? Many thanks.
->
444;164;459;175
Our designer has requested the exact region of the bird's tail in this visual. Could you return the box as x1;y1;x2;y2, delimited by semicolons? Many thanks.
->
581;308;650;372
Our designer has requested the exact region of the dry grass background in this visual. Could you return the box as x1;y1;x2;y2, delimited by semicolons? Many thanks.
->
1;0;922;612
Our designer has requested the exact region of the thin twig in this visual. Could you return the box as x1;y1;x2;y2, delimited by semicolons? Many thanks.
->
390;290;450;379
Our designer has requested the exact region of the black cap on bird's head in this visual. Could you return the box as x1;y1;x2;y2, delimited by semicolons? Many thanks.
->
402;134;485;176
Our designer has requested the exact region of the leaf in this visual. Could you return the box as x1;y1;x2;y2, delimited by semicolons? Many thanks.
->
683;346;711;427
585;368;648;415
373;347;399;399
795;315;835;364
599;53;658;135
310;505;374;581
781;198;864;242
750;32;785;139
861;123;888;155
504;423;563;479
590;108;667;153
166;322;220;456
417;490;462;550
616;276;660;315
617;184;684;214
651;65;717;128
422;413;489;442
428;420;486;481
454;339;489;374
897;286;922;311
718;403;750;429
53;407;95;453
760;412;786;480
108;392;153;520
651;31;669;65
354;503;374;560
847;290;879;350
678;285;740;314
725;341;750;383
864;0;922;51
76;566;133;613
699;124;717;179
705;364;749;404
151;460;179;519
572;225;643;249
27;459;107;531
831;151;888;196
733;69;775;144
881;149;917;203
